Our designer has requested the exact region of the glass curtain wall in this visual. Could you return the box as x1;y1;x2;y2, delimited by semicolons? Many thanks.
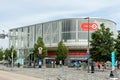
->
43;23;52;44
51;21;59;44
62;19;76;42
78;19;88;40
36;24;42;40
43;21;60;46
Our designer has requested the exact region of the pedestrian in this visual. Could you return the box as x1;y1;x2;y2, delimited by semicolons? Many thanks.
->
102;62;106;72
56;59;59;68
73;61;80;70
83;61;87;70
77;61;81;70
59;60;62;67
38;60;42;68
117;60;120;69
97;62;101;70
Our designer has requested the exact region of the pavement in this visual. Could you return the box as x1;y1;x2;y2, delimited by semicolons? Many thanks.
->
0;64;120;80
0;70;43;80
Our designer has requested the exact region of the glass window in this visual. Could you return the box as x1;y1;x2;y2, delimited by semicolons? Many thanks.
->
52;33;59;43
62;32;76;42
52;22;59;33
78;31;88;39
36;24;42;42
43;23;51;35
43;34;51;44
62;20;76;32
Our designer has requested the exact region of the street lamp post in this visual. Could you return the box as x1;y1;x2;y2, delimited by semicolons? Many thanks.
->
84;17;90;73
2;54;5;65
11;46;14;69
11;51;14;68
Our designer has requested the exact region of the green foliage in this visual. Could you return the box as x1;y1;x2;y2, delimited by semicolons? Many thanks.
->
33;37;47;59
0;48;3;60
56;41;68;60
4;46;17;61
115;31;120;60
90;23;115;62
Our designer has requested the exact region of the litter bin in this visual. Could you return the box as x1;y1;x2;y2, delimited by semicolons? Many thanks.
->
91;62;94;73
46;63;52;68
17;63;20;68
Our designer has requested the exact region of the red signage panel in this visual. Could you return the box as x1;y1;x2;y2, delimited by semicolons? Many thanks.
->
69;52;86;56
47;51;86;56
80;22;98;30
47;52;56;56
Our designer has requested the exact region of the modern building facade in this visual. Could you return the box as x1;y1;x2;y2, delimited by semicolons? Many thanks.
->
8;18;117;65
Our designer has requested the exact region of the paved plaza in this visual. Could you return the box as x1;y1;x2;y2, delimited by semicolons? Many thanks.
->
0;64;120;80
0;70;43;80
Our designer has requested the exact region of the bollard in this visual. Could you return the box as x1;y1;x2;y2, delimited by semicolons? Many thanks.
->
110;70;119;80
91;64;94;73
17;63;20;68
110;71;114;77
91;61;94;73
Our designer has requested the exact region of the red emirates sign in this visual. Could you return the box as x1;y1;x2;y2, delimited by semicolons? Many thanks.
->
80;22;98;30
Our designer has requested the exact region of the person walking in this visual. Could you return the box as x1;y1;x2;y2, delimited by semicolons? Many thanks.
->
56;59;59;68
59;60;62;67
117;60;120;69
83;61;87;70
97;62;101;70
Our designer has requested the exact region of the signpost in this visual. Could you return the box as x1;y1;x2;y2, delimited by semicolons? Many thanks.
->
2;54;5;65
84;17;90;73
38;47;43;68
111;51;115;71
86;50;90;73
109;51;118;79
11;52;14;69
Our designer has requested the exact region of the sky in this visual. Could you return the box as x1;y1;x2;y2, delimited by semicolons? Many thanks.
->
0;0;120;49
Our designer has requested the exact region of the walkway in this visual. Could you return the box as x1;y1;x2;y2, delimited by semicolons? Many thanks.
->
0;70;43;80
0;64;119;80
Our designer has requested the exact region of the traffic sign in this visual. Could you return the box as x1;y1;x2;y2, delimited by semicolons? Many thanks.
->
38;47;43;54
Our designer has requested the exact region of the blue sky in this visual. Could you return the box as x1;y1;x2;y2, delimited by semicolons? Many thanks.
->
0;0;120;48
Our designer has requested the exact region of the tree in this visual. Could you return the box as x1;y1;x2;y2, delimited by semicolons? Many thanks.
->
115;31;120;60
56;40;68;61
4;46;17;61
0;48;3;60
90;23;115;62
33;37;47;60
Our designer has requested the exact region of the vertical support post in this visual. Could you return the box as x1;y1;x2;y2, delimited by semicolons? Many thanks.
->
111;51;115;71
11;51;14;68
110;51;119;79
3;54;5;65
38;47;43;68
88;17;90;73
84;17;90;73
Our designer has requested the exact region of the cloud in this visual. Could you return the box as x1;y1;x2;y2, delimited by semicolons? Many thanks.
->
108;12;120;30
2;0;119;29
1;0;119;14
1;0;120;48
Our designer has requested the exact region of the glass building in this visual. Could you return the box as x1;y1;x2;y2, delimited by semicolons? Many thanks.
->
8;18;117;65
